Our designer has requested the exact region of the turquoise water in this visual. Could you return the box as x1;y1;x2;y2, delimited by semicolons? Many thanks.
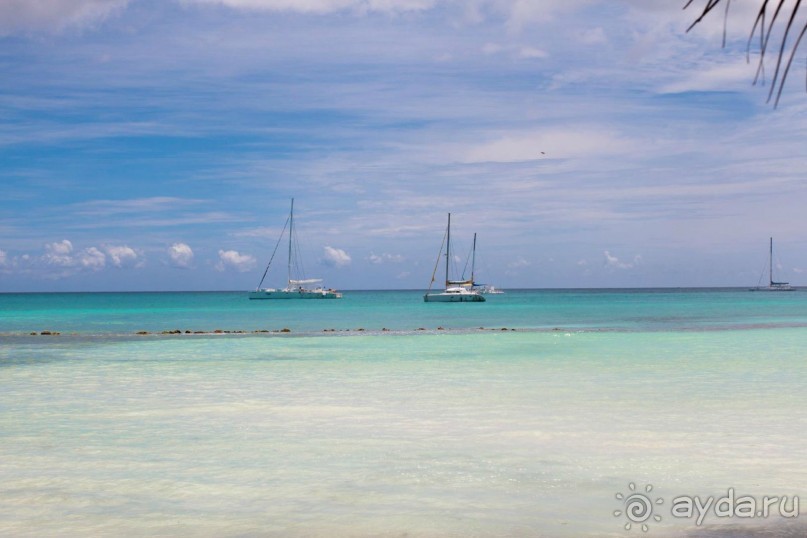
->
1;290;807;536
2;288;807;335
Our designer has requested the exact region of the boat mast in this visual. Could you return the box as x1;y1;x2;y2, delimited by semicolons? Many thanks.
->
471;232;477;285
288;198;294;288
445;213;451;288
770;236;773;287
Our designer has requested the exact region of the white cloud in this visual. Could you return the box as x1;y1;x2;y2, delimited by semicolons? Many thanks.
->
658;60;756;95
105;245;139;268
182;0;435;15
322;246;352;267
578;26;606;45
501;0;597;30
0;0;597;36
40;240;108;276
507;256;530;269
216;249;257;272
0;249;7;267
0;0;130;35
483;42;504;55
519;46;548;59
368;252;404;264
74;197;206;217
504;256;531;277
482;42;547;60
231;226;283;239
44;240;75;266
168;243;194;269
79;247;106;270
604;250;641;269
461;127;635;163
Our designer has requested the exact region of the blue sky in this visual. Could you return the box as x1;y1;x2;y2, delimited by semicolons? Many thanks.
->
1;0;807;291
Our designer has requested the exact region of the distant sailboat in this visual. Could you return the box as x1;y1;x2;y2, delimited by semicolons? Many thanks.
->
424;214;485;303
478;285;505;295
249;199;342;299
750;237;795;292
466;233;504;295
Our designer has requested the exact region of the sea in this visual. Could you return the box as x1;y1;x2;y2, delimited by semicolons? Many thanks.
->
1;288;806;537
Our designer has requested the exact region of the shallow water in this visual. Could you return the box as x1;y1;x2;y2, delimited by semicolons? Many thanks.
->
1;290;806;536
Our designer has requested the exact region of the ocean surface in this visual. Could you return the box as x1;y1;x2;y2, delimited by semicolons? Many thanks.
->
2;289;806;537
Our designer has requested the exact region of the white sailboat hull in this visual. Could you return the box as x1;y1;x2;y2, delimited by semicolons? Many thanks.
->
249;288;342;299
749;285;795;292
423;290;486;302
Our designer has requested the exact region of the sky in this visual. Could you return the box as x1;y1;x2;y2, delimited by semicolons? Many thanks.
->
1;0;807;291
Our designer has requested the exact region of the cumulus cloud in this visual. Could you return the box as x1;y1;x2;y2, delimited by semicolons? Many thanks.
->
603;250;642;269
105;245;139;268
368;252;404;264
322;246;351;267
0;0;130;35
44;239;75;266
79;246;106;270
41;240;108;275
168;242;194;268
216;249;257;272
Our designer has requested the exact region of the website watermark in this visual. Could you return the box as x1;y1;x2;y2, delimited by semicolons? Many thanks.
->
614;482;800;532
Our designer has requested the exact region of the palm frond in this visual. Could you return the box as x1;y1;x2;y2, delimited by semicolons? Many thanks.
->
685;0;806;106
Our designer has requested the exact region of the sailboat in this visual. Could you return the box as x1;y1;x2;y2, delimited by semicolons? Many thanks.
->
477;284;505;295
249;199;342;299
466;234;504;295
750;237;795;292
424;213;485;303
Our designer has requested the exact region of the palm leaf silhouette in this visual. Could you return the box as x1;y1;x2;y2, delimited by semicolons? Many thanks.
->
685;0;806;106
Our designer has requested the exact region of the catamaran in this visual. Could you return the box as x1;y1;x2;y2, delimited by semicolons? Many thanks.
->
467;233;504;295
424;213;485;303
249;199;342;299
750;237;795;292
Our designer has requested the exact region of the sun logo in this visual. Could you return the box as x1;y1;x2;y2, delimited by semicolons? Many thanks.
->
614;482;664;532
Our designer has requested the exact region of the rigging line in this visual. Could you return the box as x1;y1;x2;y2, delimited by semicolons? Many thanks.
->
292;222;307;283
448;236;464;281
427;227;448;293
459;235;477;281
772;245;788;284
460;241;472;280
256;215;290;290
